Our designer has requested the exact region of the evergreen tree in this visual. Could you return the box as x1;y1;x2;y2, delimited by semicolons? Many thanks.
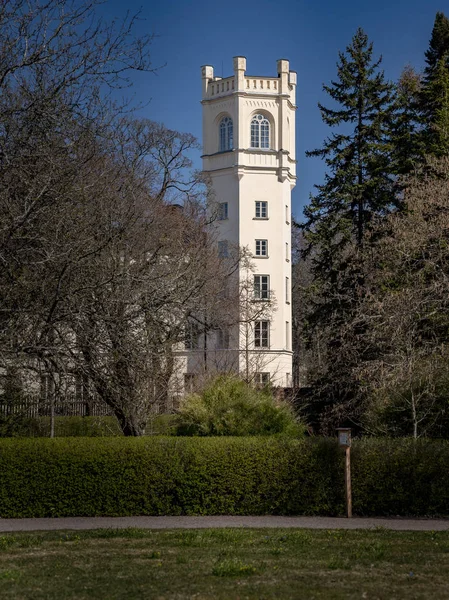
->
299;29;397;433
424;12;449;79
304;28;396;276
420;12;449;155
390;65;424;175
425;55;449;156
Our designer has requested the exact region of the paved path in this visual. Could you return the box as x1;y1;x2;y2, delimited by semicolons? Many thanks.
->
1;515;448;532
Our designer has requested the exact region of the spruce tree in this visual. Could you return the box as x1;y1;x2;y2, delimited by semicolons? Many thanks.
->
420;12;449;155
300;29;397;432
304;28;395;276
390;65;424;175
424;12;449;79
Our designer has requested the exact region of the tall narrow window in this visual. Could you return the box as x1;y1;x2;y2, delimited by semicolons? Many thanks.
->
250;114;270;149
254;275;270;300
255;239;268;256
285;276;290;303
286;321;290;350
255;201;268;218
285;204;290;224
286;242;289;261
216;328;230;349
218;240;229;258
185;321;199;350
254;320;269;348
218;202;228;220
219;117;233;151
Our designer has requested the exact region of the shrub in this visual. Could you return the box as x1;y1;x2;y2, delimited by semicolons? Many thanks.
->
0;414;179;438
176;375;303;437
0;437;448;518
0;416;122;438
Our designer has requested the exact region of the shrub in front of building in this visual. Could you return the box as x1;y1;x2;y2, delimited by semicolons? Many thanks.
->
176;375;303;437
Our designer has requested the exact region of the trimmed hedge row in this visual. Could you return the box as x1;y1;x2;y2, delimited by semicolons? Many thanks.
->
0;437;448;518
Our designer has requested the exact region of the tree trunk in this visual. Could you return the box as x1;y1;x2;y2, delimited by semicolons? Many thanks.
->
114;407;145;436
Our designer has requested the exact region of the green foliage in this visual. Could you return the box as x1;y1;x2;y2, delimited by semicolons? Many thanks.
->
0;414;181;438
304;27;396;266
0;437;343;517
176;376;303;437
0;416;122;438
1;437;449;518
420;12;449;156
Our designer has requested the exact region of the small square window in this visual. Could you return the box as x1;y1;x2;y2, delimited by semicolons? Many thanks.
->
255;239;268;257
255;372;270;386
218;202;228;220
255;201;268;219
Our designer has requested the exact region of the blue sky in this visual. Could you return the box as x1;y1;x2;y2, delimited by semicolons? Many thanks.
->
104;0;443;221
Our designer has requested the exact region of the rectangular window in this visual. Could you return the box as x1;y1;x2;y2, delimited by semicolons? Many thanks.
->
218;202;228;220
254;274;269;300
255;372;270;386
216;327;230;349
285;204;290;224
185;321;199;349
255;239;268;256
218;240;228;258
285;276;290;303
286;321;290;350
286;242;289;261
255;201;268;219
254;320;269;348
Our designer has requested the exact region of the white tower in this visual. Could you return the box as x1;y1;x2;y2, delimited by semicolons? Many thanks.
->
200;56;297;388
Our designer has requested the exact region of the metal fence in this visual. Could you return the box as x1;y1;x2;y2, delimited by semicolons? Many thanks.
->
0;394;113;418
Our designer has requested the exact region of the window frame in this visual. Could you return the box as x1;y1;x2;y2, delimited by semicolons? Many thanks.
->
255;201;268;219
250;113;271;149
255;372;270;386
219;116;233;152
254;320;269;348
218;202;228;220
218;240;229;258
254;274;270;300
255;239;268;257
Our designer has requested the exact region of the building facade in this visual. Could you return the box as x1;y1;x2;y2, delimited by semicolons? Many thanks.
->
177;56;296;391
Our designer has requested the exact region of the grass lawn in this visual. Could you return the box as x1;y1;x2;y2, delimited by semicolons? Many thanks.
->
1;528;449;599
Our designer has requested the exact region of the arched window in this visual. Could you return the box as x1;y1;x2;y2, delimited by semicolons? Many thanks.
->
250;114;270;149
219;117;233;151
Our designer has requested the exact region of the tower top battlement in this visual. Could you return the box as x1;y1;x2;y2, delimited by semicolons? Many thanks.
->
201;57;297;102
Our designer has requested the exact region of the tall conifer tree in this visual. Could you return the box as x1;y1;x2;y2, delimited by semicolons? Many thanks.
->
420;12;449;155
304;28;395;279
299;29;397;432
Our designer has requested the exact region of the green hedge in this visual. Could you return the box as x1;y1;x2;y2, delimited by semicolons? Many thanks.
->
0;437;448;518
0;415;178;437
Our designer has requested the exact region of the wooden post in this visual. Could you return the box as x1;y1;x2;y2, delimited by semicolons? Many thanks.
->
337;428;352;518
345;445;352;518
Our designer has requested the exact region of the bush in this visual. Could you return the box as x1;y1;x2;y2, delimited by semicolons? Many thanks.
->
1;437;448;518
0;414;179;437
176;375;303;437
0;416;122;438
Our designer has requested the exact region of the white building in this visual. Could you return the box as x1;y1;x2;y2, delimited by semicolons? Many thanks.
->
177;56;296;391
